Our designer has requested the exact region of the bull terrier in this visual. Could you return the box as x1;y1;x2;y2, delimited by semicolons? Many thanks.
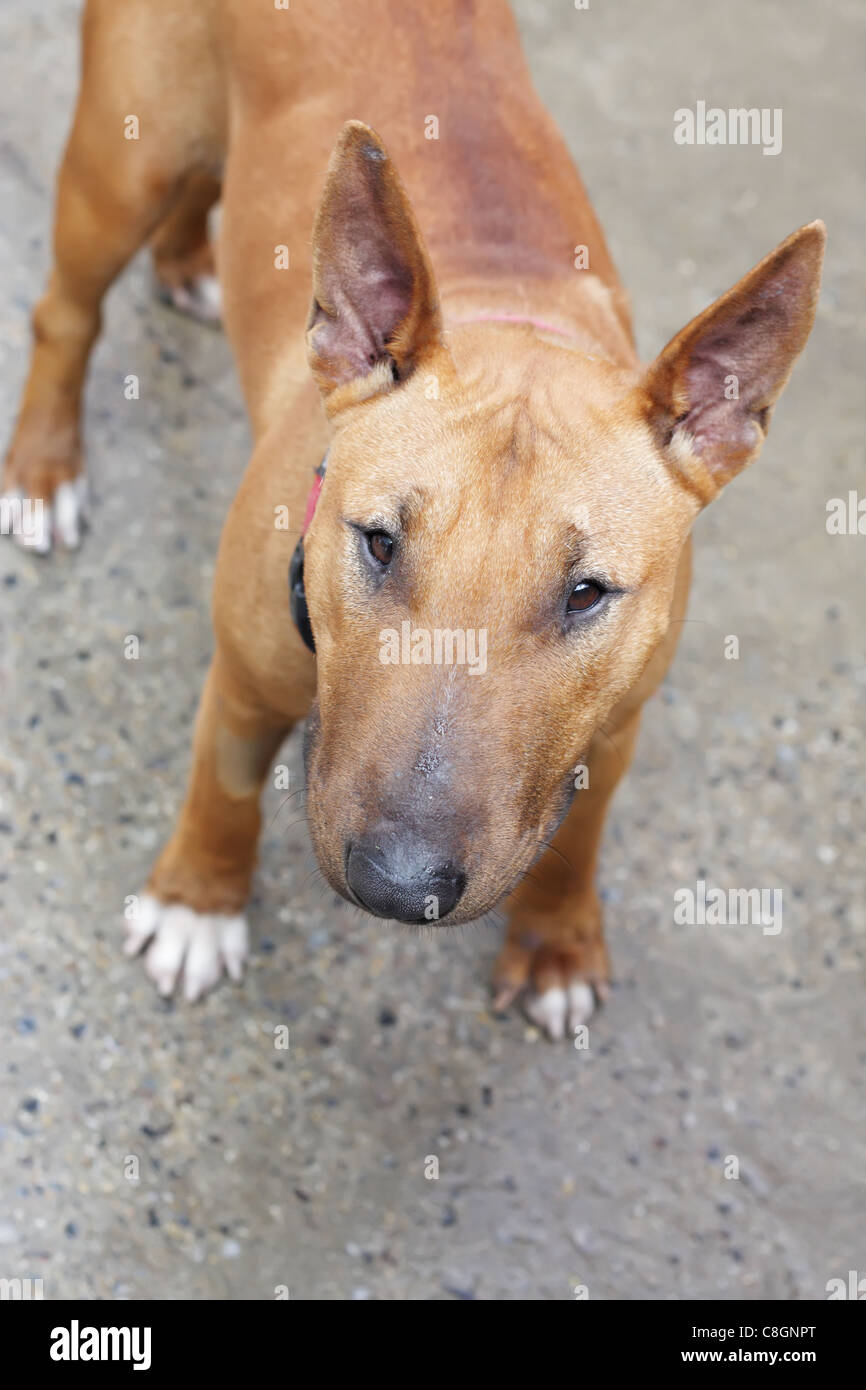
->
2;0;824;1037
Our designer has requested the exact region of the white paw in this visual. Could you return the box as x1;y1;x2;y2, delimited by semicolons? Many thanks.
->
53;478;88;548
157;273;222;325
525;981;596;1042
124;893;248;1002
0;477;88;553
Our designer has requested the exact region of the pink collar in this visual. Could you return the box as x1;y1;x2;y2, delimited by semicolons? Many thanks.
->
447;311;580;342
303;471;324;533
302;453;328;534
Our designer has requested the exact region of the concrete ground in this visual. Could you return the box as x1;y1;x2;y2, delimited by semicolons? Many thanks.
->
1;0;863;1301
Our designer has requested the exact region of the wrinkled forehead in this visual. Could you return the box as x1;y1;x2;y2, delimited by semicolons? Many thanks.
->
327;344;680;558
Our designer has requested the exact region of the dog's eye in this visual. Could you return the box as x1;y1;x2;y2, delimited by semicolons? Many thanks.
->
567;580;605;614
366;530;394;567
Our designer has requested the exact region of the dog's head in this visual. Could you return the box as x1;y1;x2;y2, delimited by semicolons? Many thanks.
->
301;121;824;925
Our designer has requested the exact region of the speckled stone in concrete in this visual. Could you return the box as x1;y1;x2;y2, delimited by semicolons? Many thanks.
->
0;0;863;1300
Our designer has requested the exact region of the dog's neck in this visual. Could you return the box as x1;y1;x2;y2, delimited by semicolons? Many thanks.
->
439;273;638;367
447;310;583;342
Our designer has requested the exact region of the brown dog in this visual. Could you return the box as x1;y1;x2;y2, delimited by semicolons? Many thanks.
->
3;1;824;1036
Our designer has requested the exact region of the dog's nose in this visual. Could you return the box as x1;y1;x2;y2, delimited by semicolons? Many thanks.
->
345;836;465;923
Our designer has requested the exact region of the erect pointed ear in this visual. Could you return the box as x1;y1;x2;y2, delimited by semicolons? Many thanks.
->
306;121;443;409
642;221;825;504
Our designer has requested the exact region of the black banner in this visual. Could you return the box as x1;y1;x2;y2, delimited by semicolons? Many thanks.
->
4;1299;862;1375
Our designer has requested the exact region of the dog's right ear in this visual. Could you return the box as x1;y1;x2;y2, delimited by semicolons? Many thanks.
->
306;122;443;411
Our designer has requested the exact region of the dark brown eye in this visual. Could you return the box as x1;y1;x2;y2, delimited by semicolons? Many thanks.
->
567;580;605;614
366;531;394;567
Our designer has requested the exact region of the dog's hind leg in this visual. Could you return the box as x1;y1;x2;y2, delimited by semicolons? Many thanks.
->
1;0;224;552
125;652;293;1002
150;169;223;325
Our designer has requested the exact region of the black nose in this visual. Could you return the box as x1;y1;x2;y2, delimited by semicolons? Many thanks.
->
345;835;466;923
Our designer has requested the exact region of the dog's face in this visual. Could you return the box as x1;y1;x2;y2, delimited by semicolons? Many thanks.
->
303;343;694;923
302;122;824;926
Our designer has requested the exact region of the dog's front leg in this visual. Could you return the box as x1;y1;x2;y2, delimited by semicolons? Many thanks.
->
125;652;292;1001
494;711;642;1041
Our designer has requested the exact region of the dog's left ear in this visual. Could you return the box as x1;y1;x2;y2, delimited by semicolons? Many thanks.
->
306;121;443;408
642;221;825;503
